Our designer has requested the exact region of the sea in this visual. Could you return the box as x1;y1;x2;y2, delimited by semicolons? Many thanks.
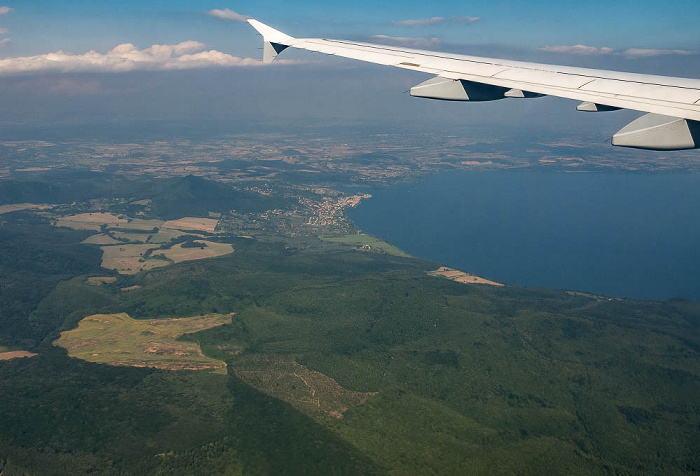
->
349;170;700;302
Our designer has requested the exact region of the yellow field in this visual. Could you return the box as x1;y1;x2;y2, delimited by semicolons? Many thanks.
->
86;276;118;285
57;212;127;230
232;355;376;420
55;212;233;273
0;350;38;360
100;244;169;274
55;312;232;373
0;203;52;215
427;266;504;286
160;241;234;264
162;217;219;233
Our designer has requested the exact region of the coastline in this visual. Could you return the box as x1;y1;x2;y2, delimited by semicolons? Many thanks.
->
348;169;700;303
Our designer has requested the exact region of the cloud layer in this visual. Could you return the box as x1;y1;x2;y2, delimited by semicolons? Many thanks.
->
392;16;480;27
0;6;12;16
207;8;249;22
369;35;441;48
0;41;266;76
539;45;614;55
539;44;696;58
621;48;696;58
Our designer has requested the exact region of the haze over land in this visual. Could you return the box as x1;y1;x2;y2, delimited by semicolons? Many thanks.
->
0;1;698;475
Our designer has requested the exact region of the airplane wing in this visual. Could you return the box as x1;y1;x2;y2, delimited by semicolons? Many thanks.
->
248;19;700;150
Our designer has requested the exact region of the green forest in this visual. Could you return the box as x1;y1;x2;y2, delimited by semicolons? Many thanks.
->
0;175;698;475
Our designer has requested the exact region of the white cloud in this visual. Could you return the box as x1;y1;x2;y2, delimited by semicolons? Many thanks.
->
0;38;10;48
539;45;614;55
0;6;12;16
450;16;481;25
393;17;445;27
0;41;272;76
620;48;696;58
0;27;8;35
392;16;480;27
369;35;441;49
207;8;249;22
539;44;697;58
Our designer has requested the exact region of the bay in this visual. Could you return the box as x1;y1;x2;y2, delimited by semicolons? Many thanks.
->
349;170;700;302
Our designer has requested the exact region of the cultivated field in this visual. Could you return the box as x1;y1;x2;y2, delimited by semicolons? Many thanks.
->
162;217;219;233
160;241;234;264
0;203;52;214
428;266;504;286
0;350;38;360
55;312;232;373
100;244;168;274
147;228;190;243
57;212;127;230
110;218;163;230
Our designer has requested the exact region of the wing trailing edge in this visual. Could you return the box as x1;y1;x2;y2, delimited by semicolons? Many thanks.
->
247;19;700;150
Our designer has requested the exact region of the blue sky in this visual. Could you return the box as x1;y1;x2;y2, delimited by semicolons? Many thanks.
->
0;1;697;138
1;0;698;57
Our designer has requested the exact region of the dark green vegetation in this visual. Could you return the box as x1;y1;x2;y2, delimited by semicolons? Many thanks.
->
0;174;286;218
0;174;698;475
0;212;102;349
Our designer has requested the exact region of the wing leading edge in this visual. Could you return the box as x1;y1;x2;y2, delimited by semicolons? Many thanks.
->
247;19;700;150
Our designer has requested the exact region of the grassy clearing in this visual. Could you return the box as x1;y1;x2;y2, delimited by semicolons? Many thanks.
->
100;244;168;274
147;228;189;243
159;241;234;264
321;233;411;257
110;218;163;231
232;354;376;421
110;230;152;242
55;312;232;373
82;233;121;245
86;276;117;285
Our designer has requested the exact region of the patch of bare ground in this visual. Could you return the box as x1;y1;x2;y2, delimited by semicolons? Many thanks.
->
120;285;141;292
0;351;38;360
428;266;504;286
232;355;376;420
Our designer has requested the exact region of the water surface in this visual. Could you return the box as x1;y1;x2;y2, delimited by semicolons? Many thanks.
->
349;170;700;301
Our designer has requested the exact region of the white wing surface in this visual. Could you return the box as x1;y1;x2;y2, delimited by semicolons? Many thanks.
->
248;19;700;150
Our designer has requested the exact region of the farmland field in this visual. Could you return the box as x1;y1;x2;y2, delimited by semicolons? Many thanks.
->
159;241;234;263
55;312;232;373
